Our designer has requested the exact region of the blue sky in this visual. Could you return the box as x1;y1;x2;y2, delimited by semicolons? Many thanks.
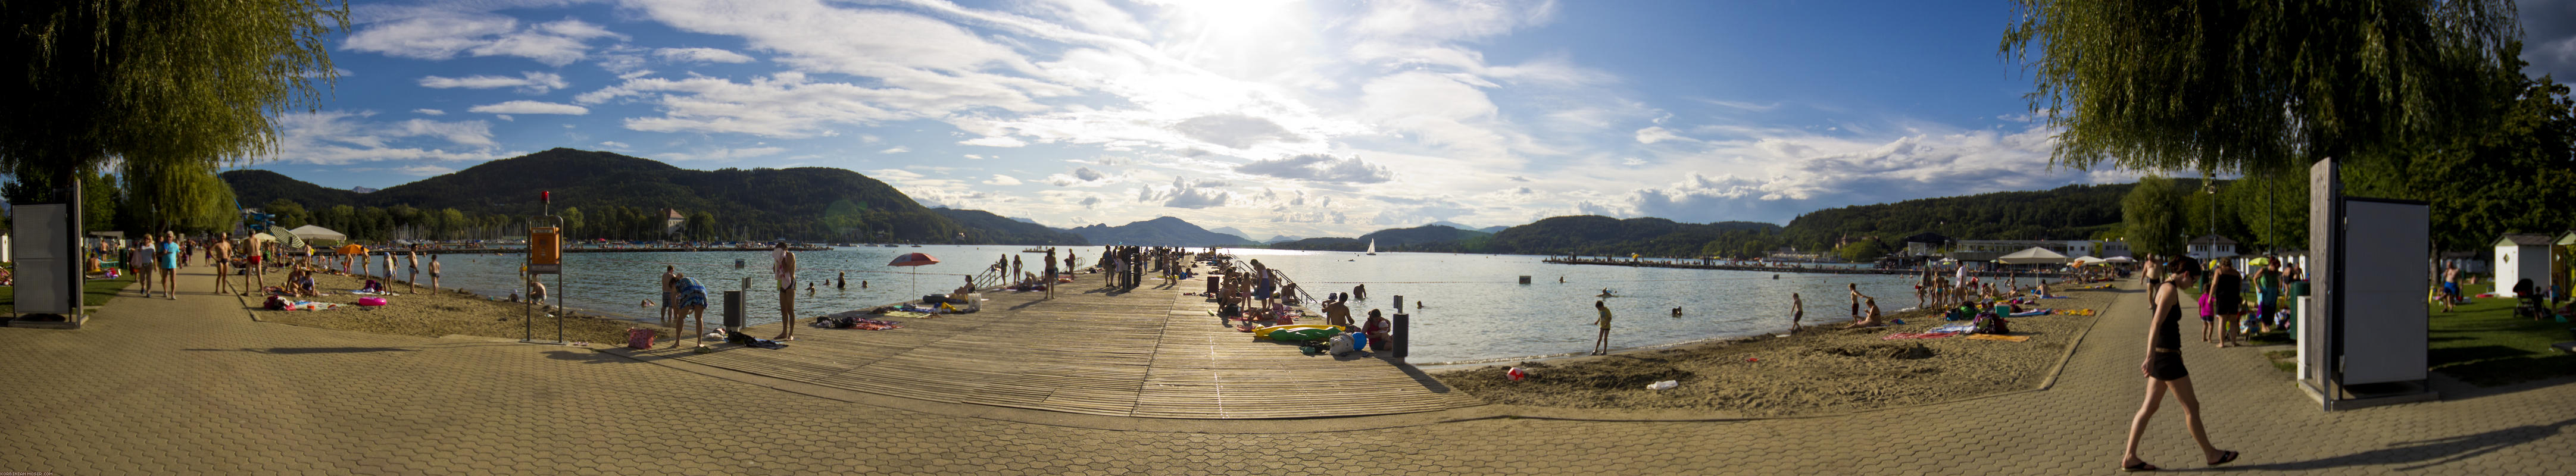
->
257;0;2576;239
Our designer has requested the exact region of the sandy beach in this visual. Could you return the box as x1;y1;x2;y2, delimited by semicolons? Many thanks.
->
1434;280;2130;416
244;269;648;345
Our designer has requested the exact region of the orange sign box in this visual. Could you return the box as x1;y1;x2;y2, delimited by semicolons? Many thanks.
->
529;226;562;265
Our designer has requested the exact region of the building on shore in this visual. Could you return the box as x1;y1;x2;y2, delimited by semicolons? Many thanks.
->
1946;239;2132;262
2493;233;2555;298
2186;234;2238;261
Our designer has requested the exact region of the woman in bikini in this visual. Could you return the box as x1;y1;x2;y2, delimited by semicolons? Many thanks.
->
2119;256;2239;472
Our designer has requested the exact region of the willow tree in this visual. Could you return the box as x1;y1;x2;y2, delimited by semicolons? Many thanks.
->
2120;175;2185;256
1;1;345;202
2000;0;2522;176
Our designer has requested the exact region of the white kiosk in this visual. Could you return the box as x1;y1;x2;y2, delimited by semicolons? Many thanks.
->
2298;158;2438;410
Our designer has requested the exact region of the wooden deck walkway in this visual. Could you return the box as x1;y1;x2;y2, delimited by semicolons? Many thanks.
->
614;267;1482;419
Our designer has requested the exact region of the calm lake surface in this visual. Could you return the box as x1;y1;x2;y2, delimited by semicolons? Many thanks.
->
427;245;1924;364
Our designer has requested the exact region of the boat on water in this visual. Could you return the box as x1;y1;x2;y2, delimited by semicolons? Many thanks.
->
1365;239;1377;256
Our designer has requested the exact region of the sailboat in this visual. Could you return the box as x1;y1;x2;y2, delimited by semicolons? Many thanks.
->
1365;239;1378;256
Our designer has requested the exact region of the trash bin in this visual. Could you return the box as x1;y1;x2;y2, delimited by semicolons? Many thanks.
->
722;290;745;329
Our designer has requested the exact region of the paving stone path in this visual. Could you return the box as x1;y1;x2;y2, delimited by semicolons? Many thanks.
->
2;263;2569;475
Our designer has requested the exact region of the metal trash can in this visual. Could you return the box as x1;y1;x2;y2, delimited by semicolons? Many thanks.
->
722;290;745;329
1391;312;1409;359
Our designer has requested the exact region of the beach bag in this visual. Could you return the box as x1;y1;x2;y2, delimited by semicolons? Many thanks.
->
626;328;657;349
357;297;388;306
1328;333;1356;356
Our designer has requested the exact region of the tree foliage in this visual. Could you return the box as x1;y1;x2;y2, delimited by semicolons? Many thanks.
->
0;0;345;198
2121;175;2186;256
2002;0;2522;174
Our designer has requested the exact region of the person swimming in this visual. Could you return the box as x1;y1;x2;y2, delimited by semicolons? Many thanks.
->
1597;288;1616;298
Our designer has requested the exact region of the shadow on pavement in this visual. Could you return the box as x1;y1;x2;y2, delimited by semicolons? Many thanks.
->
541;349;626;364
2229;417;2575;472
182;342;521;354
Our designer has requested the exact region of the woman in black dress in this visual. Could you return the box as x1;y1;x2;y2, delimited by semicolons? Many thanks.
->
2121;256;2238;472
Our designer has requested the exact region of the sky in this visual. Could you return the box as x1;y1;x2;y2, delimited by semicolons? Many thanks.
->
255;0;2576;240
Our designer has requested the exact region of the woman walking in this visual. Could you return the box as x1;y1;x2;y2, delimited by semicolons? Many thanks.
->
2120;255;2240;472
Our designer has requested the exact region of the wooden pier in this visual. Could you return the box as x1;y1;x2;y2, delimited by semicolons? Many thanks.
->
611;265;1481;419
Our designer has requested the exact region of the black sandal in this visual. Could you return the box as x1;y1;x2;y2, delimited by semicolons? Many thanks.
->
2207;450;2239;466
2121;461;2159;472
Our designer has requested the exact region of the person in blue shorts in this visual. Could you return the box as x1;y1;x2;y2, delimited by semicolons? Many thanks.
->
158;231;182;300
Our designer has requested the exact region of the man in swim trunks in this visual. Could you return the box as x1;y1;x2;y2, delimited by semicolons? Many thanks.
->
242;233;266;296
211;232;235;295
407;250;420;294
1790;293;1804;335
1848;283;1864;322
429;255;443;292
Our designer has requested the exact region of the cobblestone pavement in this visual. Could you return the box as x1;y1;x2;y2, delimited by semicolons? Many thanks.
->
2;265;2569;475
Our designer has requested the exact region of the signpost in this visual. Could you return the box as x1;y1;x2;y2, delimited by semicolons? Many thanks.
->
525;191;567;344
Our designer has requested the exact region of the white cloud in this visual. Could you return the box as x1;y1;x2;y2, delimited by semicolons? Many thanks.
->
1139;176;1233;209
344;12;622;66
983;174;1025;186
413;108;445;115
654;47;755;63
959;136;1029;148
1634;126;1694;144
397;164;458;176
468;100;590;115
1233;154;1394;183
1047;166;1122;187
256;111;519;165
576;73;914;137
879;146;910;154
418;71;569;93
1608;124;2135;224
598;141;630;148
661;146;788;161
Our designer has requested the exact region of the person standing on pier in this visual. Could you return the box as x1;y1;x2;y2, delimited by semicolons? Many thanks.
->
772;242;799;342
1591;300;1613;355
1042;249;1059;299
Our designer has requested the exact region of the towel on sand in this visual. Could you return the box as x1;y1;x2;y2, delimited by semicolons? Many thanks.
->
880;311;933;318
1882;331;1958;340
1965;334;2030;342
1929;323;1977;334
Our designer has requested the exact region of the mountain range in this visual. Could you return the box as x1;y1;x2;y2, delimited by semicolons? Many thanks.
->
218;148;2140;258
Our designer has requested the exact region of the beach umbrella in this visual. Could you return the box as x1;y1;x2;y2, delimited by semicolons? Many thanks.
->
889;252;940;296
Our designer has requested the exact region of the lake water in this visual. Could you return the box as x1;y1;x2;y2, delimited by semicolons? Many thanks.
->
422;245;1925;365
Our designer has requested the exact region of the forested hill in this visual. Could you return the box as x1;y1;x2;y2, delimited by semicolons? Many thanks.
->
220;170;361;208
931;208;1088;245
1064;217;1259;247
1776;183;2147;250
224;148;1011;243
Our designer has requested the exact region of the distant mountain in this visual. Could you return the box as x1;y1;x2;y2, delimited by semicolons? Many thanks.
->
931;208;1088;245
1008;217;1040;224
1205;226;1255;241
1264;235;1303;243
1269;224;1492;252
1065;216;1259;247
350;186;379;193
1270;237;1364;250
1479;226;1507;234
224;148;982;243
